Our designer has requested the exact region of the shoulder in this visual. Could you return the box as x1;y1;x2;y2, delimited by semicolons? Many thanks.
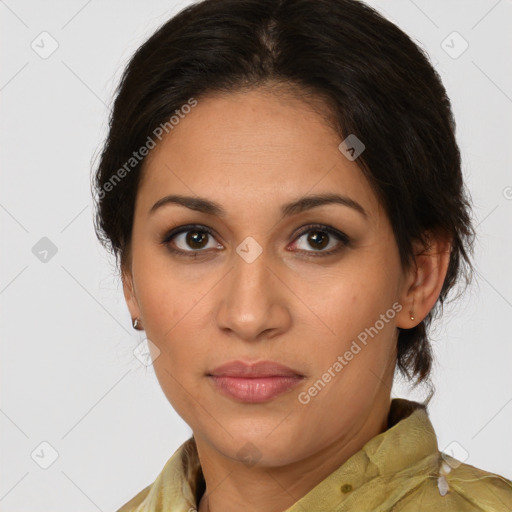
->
383;398;512;510
441;456;512;510
398;456;512;511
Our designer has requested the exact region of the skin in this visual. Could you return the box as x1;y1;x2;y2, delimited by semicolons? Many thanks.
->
122;87;452;512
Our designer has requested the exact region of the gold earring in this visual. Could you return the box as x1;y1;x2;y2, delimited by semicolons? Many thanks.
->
132;317;143;330
409;296;416;321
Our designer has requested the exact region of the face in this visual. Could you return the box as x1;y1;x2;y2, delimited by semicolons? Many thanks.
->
123;87;415;466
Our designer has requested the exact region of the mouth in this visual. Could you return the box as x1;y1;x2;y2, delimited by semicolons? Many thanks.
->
206;360;305;403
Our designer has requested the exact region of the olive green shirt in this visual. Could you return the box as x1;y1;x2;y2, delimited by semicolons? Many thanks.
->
116;398;512;511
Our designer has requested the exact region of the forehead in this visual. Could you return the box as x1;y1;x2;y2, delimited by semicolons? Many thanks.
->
137;88;382;220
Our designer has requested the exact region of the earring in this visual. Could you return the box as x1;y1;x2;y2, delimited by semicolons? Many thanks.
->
132;317;143;330
409;311;415;321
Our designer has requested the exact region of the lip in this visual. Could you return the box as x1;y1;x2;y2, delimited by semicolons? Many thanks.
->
208;360;303;378
208;375;304;403
207;360;304;403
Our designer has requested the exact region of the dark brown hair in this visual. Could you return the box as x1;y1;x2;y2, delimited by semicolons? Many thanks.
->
92;0;476;387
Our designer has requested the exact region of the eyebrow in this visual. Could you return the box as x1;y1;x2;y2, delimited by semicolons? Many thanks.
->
149;193;368;219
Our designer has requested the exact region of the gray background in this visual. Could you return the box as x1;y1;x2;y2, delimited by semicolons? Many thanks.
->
1;0;511;510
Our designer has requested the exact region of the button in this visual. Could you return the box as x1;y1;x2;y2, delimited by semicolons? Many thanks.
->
340;483;353;493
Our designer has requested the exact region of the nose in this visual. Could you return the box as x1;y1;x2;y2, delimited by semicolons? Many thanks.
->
215;242;292;342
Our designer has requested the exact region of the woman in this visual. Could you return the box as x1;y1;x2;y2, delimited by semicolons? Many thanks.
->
93;0;512;510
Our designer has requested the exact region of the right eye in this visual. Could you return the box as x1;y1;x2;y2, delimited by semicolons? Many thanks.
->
161;224;223;256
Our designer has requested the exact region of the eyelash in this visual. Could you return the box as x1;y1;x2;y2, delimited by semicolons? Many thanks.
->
160;223;350;259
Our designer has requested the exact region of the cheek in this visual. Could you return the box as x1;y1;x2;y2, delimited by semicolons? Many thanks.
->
133;255;213;369
298;264;399;389
151;356;205;429
305;266;395;339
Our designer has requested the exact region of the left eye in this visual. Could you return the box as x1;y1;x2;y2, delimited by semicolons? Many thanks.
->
292;225;349;255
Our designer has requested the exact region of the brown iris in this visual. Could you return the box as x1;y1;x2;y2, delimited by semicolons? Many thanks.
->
186;230;209;249
307;230;329;250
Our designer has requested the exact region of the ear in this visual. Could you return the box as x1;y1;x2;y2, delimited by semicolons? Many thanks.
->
122;264;142;323
396;230;452;329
